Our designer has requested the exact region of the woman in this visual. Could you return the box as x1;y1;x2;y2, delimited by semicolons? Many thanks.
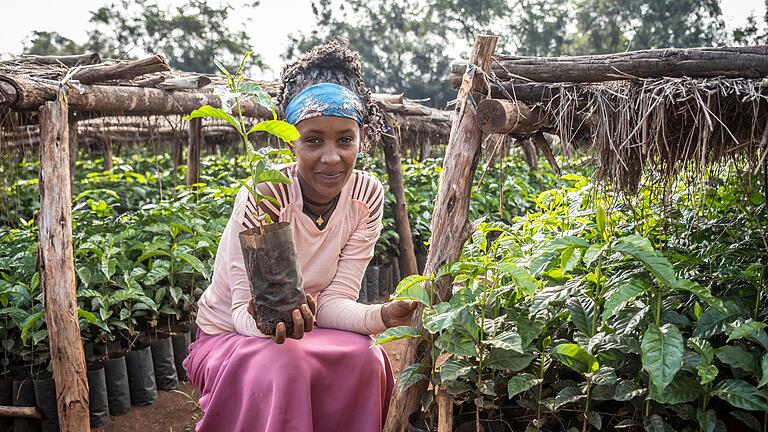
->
183;40;417;432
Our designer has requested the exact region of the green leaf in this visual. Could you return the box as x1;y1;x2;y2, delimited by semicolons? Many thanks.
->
696;409;716;432
178;253;207;276
530;281;580;313
566;296;595;336
374;326;422;345
144;261;170;286
591;366;617;386
698;364;719;385
32;329;48;345
485;331;524;353
712;379;768;411
397;363;428;393
643;415;666;432
423;303;452;334
252;169;291;185
675;280;725;312
247;120;300;143
435;330;476;357
485;350;535;371
76;266;92;287
136;250;170;262
507;373;541;398
614;235;676;289
583;242;607;266
614;380;644;401
439;358;473;382
20;311;44;345
730;411;762;431
495;263;537;297
716;345;760;376
240;81;275;113
759;354;768;388
687;337;715;364
391;274;431;306
602;280;649;321
648;373;701;404
551;343;599;374
641;324;684;391
183;105;241;133
728;319;768;342
77;308;98;324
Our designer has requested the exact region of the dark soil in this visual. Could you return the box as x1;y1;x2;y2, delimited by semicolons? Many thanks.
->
101;338;406;431
252;302;299;336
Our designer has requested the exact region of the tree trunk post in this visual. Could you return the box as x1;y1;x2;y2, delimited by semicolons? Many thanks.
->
38;93;91;432
383;34;497;432
381;118;419;278
186;117;202;186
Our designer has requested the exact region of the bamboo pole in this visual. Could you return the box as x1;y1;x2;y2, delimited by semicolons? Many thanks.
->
38;93;91;432
381;117;418;278
186;117;202;186
384;34;498;432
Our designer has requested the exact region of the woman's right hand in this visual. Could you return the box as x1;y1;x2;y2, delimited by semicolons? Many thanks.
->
247;294;317;344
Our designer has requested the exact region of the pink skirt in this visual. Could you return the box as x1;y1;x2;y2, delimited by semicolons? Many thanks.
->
183;327;395;432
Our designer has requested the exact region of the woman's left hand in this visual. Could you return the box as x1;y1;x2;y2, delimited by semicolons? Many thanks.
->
381;300;418;328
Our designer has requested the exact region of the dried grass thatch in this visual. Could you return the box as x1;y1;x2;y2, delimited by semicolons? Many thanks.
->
528;77;768;192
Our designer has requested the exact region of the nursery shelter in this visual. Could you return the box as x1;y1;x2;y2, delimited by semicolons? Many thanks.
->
383;36;768;432
0;52;450;430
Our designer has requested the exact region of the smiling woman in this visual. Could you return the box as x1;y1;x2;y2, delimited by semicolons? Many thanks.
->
182;39;417;432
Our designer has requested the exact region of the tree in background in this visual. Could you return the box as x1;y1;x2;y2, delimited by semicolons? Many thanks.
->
284;0;741;107
22;0;263;74
568;0;725;54
23;31;85;56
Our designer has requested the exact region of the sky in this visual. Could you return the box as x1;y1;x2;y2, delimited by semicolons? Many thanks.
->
1;0;765;80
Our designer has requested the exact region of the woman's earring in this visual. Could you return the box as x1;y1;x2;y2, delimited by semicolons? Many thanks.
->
356;151;364;160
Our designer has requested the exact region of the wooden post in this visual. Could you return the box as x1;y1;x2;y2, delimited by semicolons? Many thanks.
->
384;34;497;432
436;388;453;432
38;93;91;432
381;118;419;278
186;117;202;186
102;136;113;171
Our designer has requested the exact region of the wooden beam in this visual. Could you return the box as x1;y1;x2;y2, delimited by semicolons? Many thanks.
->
14;53;101;67
384;34;498;432
102;137;113;171
381;117;419;278
0;405;42;419
72;55;170;84
452;45;768;83
476;99;549;134
186;118;202;186
38;93;91;432
0;75;271;117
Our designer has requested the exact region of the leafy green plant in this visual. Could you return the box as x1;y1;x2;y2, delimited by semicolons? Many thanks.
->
183;51;299;232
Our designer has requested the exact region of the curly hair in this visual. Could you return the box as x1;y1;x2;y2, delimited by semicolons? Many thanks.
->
277;38;382;153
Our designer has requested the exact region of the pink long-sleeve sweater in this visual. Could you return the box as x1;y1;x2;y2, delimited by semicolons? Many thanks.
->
195;163;388;338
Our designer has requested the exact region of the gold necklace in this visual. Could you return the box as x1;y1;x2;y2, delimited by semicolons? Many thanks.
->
303;194;339;226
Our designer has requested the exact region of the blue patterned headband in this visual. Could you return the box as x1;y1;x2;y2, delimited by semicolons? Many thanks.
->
285;83;365;126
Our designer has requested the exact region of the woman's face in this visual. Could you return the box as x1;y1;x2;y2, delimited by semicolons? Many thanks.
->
293;116;366;202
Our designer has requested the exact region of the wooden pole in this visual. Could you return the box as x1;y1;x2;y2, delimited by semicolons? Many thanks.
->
436;388;453;432
186;117;202;186
0;406;42;419
476;99;549;134
452;45;768;83
102;136;113;171
381;118;419;278
384;34;498;432
71;55;170;84
38;93;91;432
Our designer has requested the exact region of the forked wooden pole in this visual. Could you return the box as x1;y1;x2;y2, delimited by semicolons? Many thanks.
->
383;34;497;432
38;93;91;431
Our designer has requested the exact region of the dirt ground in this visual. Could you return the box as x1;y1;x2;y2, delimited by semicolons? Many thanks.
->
99;339;407;432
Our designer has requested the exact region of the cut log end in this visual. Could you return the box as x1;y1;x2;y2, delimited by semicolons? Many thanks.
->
476;99;547;134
